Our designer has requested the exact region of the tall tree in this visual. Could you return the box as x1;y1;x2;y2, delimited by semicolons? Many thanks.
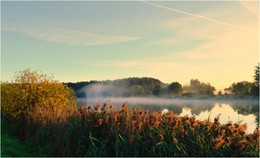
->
251;63;259;96
167;82;183;95
183;79;215;95
229;81;253;95
153;85;162;96
254;63;259;86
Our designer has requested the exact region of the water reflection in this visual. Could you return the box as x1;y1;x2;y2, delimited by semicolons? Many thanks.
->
180;104;257;133
77;97;259;133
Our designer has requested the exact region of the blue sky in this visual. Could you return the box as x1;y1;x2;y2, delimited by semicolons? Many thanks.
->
1;1;259;90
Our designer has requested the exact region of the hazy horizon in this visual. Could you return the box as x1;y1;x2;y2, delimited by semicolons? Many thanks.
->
2;1;259;90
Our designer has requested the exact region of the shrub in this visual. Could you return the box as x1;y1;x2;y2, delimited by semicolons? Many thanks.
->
1;68;77;119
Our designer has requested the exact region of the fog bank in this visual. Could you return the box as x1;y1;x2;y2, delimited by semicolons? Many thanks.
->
77;96;259;107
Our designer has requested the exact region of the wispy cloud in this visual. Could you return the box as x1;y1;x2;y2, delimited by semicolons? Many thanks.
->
240;0;259;16
2;26;141;46
140;1;257;34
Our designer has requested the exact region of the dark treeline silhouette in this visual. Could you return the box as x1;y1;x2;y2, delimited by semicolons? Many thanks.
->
65;77;216;98
225;63;259;96
66;64;259;98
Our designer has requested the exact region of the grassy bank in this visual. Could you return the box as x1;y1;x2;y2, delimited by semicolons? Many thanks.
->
1;103;259;157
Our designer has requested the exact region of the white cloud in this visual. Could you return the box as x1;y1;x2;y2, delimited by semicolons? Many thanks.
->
2;26;141;46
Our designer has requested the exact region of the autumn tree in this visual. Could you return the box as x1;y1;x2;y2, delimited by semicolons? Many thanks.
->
1;68;77;119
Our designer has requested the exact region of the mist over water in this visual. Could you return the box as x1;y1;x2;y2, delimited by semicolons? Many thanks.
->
79;96;258;105
80;82;134;98
79;82;258;106
78;83;259;134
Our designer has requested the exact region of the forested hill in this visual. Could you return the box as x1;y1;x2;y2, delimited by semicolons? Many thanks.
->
64;77;217;98
65;77;165;98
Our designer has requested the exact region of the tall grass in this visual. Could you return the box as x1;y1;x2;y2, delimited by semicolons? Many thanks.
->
2;102;259;157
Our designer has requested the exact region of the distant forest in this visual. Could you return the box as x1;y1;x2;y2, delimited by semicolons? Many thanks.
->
65;76;259;98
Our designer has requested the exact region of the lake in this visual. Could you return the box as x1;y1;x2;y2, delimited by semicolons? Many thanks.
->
77;97;259;133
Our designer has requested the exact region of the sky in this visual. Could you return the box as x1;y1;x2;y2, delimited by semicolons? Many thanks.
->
1;1;259;90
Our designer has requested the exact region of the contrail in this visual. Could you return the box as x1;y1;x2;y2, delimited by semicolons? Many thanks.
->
140;1;257;34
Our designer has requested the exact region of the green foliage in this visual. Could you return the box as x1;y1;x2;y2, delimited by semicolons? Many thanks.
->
167;82;182;95
1;68;76;119
129;85;145;96
66;77;164;97
254;63;259;86
183;79;216;95
153;85;162;96
1;132;30;157
251;63;259;96
226;64;259;96
228;81;253;95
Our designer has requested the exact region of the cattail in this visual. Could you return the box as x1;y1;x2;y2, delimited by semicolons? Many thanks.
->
214;114;221;123
159;134;164;141
241;123;247;132
221;129;226;137
143;116;148;123
174;119;180;128
154;120;160;127
123;125;129;132
225;137;231;145
236;139;248;151
139;110;144;116
105;116;109;123
172;138;178;143
133;115;138;121
227;121;232;128
131;120;136;127
122;102;128;110
253;127;260;140
129;135;135;143
212;137;225;149
97;119;103;125
95;103;100;111
114;113;118;122
137;122;143;130
103;103;107;108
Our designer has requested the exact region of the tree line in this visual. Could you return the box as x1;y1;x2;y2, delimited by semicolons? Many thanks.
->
66;78;216;98
224;63;259;96
66;64;259;98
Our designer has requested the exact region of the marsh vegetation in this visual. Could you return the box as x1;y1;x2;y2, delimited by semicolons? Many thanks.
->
1;69;259;157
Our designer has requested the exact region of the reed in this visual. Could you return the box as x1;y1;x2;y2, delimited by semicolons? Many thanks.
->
2;102;259;157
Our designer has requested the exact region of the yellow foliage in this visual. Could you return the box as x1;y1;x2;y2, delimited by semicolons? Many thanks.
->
1;68;76;119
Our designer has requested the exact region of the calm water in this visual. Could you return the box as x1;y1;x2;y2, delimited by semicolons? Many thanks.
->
78;97;259;133
179;104;258;133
